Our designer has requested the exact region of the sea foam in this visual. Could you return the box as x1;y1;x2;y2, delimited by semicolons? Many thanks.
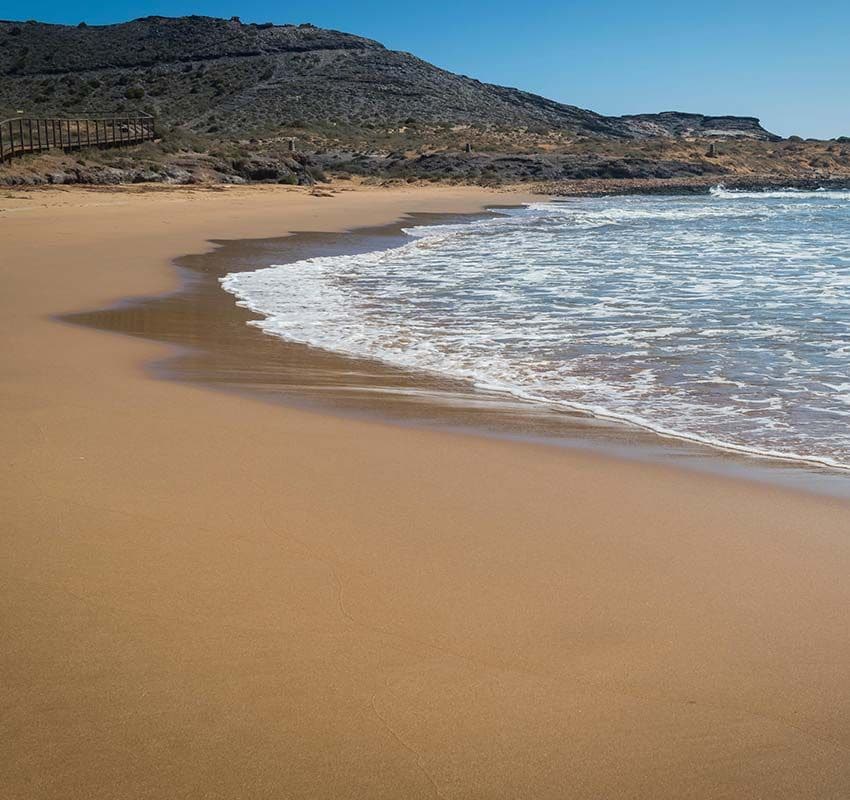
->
222;192;850;471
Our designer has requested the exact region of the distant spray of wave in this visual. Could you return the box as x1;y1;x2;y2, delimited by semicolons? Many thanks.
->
710;184;850;201
222;189;850;471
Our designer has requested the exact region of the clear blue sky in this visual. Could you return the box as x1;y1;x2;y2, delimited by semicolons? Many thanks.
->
2;0;847;139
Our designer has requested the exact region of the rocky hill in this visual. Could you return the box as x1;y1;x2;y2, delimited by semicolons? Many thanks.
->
620;112;778;140
5;16;847;188
0;16;778;141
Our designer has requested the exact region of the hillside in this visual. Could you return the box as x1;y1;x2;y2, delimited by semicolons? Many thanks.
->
3;16;849;188
0;16;777;140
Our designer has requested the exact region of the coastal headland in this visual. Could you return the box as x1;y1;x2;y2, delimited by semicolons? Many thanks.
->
3;16;850;190
3;183;850;798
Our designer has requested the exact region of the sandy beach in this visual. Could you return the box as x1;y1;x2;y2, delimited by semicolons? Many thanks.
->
4;183;850;799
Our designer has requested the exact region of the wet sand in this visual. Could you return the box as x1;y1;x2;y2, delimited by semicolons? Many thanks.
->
67;210;666;446
3;184;850;799
67;206;850;499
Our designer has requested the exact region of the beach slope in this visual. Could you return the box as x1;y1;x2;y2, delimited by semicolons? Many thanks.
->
2;185;850;799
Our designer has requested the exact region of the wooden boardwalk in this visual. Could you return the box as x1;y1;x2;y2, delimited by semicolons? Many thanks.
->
0;112;155;162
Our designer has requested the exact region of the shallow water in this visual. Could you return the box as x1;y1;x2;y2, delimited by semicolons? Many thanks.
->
222;188;849;471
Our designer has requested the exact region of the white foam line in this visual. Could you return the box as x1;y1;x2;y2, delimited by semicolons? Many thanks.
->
220;203;850;475
710;183;850;200
226;293;850;475
505;387;850;473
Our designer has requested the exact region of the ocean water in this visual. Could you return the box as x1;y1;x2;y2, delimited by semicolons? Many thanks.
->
221;188;850;471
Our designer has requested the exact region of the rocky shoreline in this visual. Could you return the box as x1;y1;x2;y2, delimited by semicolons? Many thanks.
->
3;151;848;197
538;175;850;196
0;151;325;187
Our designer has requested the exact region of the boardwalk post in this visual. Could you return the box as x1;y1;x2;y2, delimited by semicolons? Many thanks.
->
0;122;5;161
75;119;81;149
18;119;24;156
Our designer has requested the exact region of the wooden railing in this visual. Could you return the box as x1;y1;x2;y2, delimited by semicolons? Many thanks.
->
0;112;155;161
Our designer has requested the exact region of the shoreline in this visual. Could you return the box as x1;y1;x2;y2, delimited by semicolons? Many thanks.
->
7;172;850;197
4;184;850;798
66;193;850;499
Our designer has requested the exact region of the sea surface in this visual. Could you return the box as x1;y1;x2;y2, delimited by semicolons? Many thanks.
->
222;188;850;471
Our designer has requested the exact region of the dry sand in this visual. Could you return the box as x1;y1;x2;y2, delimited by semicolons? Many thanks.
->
2;183;850;799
